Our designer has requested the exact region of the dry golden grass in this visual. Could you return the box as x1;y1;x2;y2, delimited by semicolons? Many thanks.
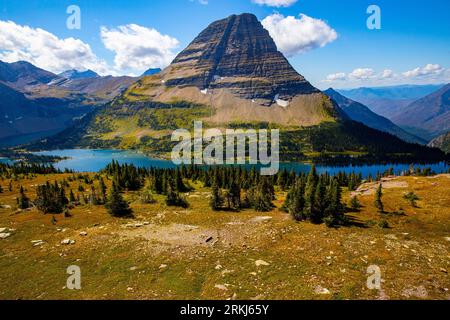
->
0;174;449;300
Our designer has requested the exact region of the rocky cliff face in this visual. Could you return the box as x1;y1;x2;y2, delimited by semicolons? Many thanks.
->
165;13;317;99
122;13;339;126
428;131;450;153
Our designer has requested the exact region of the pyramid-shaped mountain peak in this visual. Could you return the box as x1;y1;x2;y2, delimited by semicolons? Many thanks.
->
164;13;318;99
123;14;338;127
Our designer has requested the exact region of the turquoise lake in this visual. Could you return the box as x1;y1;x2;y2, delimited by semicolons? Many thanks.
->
29;149;450;178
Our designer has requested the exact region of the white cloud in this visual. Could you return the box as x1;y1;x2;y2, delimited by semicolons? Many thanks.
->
324;72;346;82
252;0;297;7
101;24;179;75
321;64;449;89
402;64;445;78
381;69;394;79
348;68;375;80
261;13;337;57
0;20;109;75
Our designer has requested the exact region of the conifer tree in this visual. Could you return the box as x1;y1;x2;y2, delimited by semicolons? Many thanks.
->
248;180;273;212
69;189;76;203
106;181;131;217
175;169;188;192
210;182;223;211
165;185;189;208
58;187;69;208
312;177;327;223
288;181;306;221
324;178;345;227
281;184;294;213
228;181;241;210
374;183;384;213
99;178;107;204
89;186;99;205
18;186;30;209
35;181;68;214
304;165;318;219
140;182;156;204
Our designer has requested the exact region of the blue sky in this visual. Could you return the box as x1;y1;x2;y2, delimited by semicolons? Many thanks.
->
0;0;449;89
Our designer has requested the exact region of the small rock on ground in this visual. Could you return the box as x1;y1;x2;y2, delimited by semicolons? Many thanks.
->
255;260;270;267
0;232;11;239
314;285;331;295
214;284;228;291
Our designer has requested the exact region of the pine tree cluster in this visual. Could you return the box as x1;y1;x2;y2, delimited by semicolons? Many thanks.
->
35;181;69;214
282;166;347;227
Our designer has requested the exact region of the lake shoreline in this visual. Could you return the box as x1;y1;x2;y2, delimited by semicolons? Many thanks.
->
19;149;449;179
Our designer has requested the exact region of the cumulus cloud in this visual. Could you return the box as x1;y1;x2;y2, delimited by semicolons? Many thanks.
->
381;69;394;79
261;13;337;57
348;68;375;80
324;72;346;82
0;20;109;75
252;0;297;7
101;24;179;75
321;64;449;88
402;64;445;78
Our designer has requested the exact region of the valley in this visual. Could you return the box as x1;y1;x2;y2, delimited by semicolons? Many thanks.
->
0;60;136;144
16;13;446;165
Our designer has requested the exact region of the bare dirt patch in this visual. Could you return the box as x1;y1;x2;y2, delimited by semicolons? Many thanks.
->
352;177;409;197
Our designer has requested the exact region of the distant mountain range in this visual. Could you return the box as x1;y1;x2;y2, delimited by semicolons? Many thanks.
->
337;84;445;119
0;61;137;143
0;80;90;146
324;89;425;144
391;84;450;140
338;84;449;141
28;13;445;163
0;60;59;89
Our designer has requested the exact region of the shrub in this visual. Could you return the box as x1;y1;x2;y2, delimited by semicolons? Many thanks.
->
378;220;389;229
350;196;361;211
403;192;420;207
140;188;156;204
165;186;189;208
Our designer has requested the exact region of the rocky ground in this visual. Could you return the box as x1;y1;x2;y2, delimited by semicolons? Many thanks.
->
0;174;449;300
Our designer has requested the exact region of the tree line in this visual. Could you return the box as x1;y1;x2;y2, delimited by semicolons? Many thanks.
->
6;161;442;228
